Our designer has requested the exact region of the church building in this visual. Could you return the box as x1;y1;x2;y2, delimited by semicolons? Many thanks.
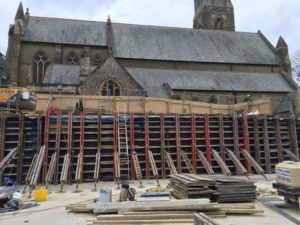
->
4;0;296;112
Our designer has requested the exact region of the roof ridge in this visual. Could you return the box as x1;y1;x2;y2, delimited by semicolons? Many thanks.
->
29;16;106;24
29;16;258;35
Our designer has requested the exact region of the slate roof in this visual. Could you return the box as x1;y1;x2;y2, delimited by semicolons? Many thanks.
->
22;17;107;46
126;68;294;99
43;64;81;85
22;16;279;65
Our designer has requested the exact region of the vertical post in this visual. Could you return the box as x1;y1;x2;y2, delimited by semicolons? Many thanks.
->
145;113;150;178
0;112;4;161
67;112;73;183
233;115;239;158
175;114;182;173
191;114;197;171
253;116;261;163
54;112;61;184
113;112;118;180
275;118;283;162
80;112;85;182
289;117;299;157
204;114;211;164
17;113;24;184
160;114;166;178
243;114;251;174
43;109;50;183
97;113;102;152
96;113;102;181
0;113;5;186
263;117;271;174
130;113;135;179
37;113;42;151
219;114;225;161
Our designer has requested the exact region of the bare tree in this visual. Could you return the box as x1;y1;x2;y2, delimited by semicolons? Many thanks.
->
292;50;300;83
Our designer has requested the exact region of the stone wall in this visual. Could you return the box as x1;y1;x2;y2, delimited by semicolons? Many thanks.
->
9;42;108;86
80;56;144;96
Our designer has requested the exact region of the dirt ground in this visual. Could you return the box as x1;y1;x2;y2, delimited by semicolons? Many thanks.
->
0;175;299;225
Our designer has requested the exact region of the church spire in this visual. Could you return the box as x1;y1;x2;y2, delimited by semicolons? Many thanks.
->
193;0;235;31
15;2;25;21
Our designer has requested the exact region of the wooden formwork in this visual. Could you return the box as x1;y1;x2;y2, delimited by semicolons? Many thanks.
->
36;94;273;115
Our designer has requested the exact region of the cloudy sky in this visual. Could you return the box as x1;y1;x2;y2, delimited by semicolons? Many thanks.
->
0;0;299;58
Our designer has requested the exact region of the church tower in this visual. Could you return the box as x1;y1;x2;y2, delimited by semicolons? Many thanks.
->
193;0;235;31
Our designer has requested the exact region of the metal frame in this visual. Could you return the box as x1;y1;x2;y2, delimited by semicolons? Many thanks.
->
16;113;24;184
54;112;61;184
275;118;283;162
113;112;118;179
219;114;225;161
160;114;166;178
67;112;73;183
145;113;150;178
175;114;182;173
204;114;211;164
263;117;271;174
43;109;50;182
243;114;251;174
130;112;135;179
191;113;197;171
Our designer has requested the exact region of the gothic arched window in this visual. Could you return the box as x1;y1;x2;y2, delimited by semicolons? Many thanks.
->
100;79;121;96
214;17;224;30
32;51;48;84
66;51;79;65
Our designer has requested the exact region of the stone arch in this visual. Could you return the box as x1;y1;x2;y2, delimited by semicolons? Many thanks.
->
100;78;122;96
32;50;48;84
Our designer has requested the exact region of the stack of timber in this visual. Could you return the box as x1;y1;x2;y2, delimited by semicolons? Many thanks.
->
211;175;257;203
169;174;216;199
66;199;264;225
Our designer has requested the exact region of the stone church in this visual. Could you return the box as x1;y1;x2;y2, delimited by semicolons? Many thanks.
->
4;0;296;112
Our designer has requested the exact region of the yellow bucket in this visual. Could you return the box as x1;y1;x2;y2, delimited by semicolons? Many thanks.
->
34;189;48;202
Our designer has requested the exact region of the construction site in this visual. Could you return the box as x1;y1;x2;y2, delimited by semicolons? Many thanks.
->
0;93;300;225
1;0;300;224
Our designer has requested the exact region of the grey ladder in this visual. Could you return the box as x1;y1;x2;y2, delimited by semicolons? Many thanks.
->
240;148;267;179
165;151;178;175
197;149;215;175
132;151;143;187
118;113;130;179
0;147;18;175
181;151;195;174
211;148;231;176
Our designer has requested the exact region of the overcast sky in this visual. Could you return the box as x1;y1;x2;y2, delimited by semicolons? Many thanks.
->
0;0;299;58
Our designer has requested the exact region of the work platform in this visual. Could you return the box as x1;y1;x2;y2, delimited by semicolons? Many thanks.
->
0;111;299;184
